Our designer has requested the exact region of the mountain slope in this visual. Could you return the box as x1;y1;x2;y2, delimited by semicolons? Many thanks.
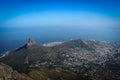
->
0;38;120;80
52;39;115;64
1;38;57;72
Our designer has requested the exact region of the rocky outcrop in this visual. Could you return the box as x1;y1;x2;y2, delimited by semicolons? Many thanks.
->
0;63;32;80
27;38;37;47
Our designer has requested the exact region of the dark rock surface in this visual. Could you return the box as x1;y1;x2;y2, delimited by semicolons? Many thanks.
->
0;62;32;80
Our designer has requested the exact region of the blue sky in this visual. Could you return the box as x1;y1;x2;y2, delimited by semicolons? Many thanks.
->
0;0;120;27
0;0;120;53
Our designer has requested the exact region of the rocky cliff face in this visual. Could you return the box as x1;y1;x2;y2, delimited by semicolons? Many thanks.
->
0;63;32;80
27;38;37;47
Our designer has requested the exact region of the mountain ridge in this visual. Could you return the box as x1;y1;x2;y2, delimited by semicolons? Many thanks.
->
0;38;120;80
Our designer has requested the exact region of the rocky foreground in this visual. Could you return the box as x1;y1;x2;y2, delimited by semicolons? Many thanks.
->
0;63;32;80
0;38;120;80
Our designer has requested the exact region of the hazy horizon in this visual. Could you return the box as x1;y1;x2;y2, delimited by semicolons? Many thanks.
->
0;0;120;53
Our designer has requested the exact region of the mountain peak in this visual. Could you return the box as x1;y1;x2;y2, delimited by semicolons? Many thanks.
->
15;38;39;51
27;38;36;46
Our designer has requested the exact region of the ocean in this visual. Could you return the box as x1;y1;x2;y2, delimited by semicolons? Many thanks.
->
0;26;120;53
